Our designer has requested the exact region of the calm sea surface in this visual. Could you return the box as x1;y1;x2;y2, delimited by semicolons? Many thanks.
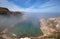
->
10;13;60;36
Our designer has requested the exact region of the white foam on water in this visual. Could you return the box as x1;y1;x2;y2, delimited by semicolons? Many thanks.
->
20;37;31;39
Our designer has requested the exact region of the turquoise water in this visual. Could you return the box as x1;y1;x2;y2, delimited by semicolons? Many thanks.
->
10;13;60;36
11;20;41;36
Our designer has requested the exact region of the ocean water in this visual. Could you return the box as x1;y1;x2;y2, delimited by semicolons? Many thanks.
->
10;13;60;36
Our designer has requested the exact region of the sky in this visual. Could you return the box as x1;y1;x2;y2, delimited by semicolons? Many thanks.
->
0;0;60;13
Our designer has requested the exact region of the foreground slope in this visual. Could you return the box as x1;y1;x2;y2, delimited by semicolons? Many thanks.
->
39;17;60;39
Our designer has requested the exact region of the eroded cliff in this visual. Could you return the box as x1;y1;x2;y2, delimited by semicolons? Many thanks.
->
39;17;60;39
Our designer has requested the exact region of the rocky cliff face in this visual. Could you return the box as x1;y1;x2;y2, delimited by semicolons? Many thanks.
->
40;17;60;36
0;7;22;16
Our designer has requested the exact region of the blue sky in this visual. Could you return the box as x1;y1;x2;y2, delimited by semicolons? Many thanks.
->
8;0;49;8
0;0;60;12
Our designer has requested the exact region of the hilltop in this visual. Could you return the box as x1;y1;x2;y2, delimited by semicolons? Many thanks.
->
0;7;22;16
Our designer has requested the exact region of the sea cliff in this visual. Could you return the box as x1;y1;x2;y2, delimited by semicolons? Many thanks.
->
39;17;60;39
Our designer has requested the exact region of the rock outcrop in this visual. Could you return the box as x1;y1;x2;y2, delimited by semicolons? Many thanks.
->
40;17;60;39
0;7;9;15
39;17;60;39
40;17;60;36
0;7;22;16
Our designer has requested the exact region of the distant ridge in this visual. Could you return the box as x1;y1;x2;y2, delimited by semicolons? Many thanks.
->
0;7;22;15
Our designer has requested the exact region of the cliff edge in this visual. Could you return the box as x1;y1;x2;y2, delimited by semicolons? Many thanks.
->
39;17;60;39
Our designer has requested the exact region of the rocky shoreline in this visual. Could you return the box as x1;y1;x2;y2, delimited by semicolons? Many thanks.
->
0;7;60;39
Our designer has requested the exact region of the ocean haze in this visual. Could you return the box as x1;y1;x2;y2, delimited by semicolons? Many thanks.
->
10;12;60;36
